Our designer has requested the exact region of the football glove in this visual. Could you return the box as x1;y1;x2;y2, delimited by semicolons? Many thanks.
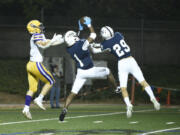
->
78;20;83;31
83;16;91;26
50;34;64;46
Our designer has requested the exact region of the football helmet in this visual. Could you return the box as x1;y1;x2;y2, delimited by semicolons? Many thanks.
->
100;26;114;40
27;20;44;34
64;30;80;47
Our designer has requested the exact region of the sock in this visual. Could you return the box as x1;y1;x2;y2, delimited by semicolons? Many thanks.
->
37;94;44;101
145;86;156;100
124;97;131;106
24;105;30;110
25;95;32;106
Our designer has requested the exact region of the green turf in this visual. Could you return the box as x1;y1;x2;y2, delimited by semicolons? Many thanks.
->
0;104;180;135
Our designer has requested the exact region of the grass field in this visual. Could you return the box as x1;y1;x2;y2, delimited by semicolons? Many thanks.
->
0;104;180;135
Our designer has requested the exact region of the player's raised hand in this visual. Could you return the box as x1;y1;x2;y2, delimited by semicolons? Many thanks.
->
78;16;92;31
83;16;91;27
78;16;86;31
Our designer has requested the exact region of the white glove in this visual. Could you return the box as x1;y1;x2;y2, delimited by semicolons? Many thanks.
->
50;34;64;46
91;43;101;48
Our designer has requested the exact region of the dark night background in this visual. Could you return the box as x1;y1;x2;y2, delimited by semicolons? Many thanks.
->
0;0;180;20
0;0;179;102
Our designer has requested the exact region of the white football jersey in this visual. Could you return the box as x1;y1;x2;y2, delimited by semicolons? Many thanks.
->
29;33;46;62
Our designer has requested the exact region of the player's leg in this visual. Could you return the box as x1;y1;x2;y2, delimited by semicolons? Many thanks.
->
85;67;117;90
118;60;133;118
59;72;86;121
22;62;39;119
140;80;160;110
35;82;53;109
119;74;133;118
130;58;160;110
107;71;117;91
34;62;55;110
94;67;117;90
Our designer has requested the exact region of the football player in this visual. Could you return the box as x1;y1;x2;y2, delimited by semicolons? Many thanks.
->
22;20;64;119
91;26;160;118
59;17;117;121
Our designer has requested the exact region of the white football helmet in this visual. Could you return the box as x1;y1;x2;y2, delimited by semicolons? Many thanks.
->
100;26;114;40
64;31;80;47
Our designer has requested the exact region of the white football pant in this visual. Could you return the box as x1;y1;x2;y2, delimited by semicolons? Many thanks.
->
71;67;110;94
118;57;145;88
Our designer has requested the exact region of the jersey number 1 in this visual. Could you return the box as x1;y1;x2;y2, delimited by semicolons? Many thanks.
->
74;54;84;67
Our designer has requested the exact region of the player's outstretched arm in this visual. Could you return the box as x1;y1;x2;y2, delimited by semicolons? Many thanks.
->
50;34;64;46
79;16;97;50
90;43;102;54
36;34;64;49
87;26;96;43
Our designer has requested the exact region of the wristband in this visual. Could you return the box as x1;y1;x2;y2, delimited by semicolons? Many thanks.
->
87;24;92;28
89;33;96;40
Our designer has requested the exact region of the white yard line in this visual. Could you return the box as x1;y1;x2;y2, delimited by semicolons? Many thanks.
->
0;109;154;126
139;127;180;135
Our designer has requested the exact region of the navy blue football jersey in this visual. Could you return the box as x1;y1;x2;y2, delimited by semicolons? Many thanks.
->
101;32;131;60
67;39;94;69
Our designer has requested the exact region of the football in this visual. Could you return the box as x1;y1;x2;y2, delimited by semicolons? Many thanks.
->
80;16;86;24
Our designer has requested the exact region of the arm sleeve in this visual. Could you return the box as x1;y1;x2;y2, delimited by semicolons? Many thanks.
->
33;34;50;49
90;43;103;54
33;34;44;42
82;40;90;51
91;47;102;54
50;34;64;46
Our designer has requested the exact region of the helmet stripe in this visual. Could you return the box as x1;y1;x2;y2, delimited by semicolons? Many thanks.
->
105;26;112;37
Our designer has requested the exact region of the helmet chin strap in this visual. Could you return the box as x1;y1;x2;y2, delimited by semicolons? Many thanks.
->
105;36;113;40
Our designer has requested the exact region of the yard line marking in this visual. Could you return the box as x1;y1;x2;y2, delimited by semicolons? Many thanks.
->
58;120;68;123
40;133;54;135
166;122;175;125
129;121;139;124
139;127;180;135
93;121;103;123
0;109;154;126
0;118;58;126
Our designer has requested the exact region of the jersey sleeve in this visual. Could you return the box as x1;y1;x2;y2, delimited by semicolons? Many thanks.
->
82;40;90;51
101;42;111;52
101;41;105;50
115;32;124;39
32;33;45;42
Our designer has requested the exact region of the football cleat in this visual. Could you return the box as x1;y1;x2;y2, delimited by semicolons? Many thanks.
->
22;108;32;120
151;98;160;110
34;98;46;110
59;108;68;121
127;104;133;118
115;86;121;93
